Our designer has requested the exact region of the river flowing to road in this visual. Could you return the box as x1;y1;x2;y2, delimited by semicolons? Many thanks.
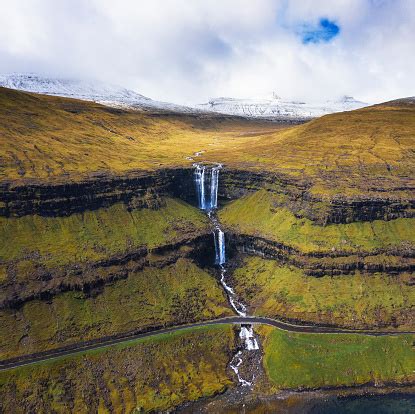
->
194;163;260;387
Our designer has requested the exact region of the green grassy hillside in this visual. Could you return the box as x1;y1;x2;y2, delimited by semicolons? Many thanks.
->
0;325;235;413
0;197;208;270
260;326;415;389
219;190;415;254
0;259;232;359
232;256;414;330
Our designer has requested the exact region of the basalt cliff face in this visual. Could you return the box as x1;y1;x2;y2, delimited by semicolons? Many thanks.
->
2;164;413;321
4;165;413;222
219;169;415;224
0;168;197;217
1;153;413;305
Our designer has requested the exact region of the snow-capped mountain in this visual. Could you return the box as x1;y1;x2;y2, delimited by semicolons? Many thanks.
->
0;73;195;113
197;93;368;120
0;73;369;120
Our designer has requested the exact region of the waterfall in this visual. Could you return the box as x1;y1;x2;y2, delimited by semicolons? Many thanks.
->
210;167;219;209
214;228;226;265
193;162;260;388
194;165;206;210
240;326;259;350
193;164;221;211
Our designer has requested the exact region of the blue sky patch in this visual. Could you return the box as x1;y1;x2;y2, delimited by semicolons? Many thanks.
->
300;18;340;44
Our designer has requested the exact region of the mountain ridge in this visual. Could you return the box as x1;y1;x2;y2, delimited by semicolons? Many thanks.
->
1;73;370;120
0;73;196;114
197;94;368;120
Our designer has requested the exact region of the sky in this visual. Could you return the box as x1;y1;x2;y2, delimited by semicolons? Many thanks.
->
0;0;414;105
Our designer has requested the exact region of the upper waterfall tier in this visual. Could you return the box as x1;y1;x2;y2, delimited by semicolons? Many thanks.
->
194;164;221;211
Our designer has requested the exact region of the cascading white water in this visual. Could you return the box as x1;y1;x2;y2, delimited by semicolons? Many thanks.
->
240;326;259;350
210;167;219;209
220;267;247;317
229;351;252;387
193;162;260;388
194;165;206;210
214;228;226;265
194;164;221;211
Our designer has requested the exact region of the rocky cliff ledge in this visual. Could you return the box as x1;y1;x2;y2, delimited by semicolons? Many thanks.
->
2;167;413;225
0;168;198;217
219;169;415;224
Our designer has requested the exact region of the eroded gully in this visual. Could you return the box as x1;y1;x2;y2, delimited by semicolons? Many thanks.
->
194;163;260;387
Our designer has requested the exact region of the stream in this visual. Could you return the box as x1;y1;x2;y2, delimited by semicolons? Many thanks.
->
194;162;260;387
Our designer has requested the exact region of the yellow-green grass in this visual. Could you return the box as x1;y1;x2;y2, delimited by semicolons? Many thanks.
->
0;197;208;270
260;325;415;389
1;88;413;200
232;257;415;330
206;101;415;198
0;87;282;182
0;258;232;360
0;325;235;413
219;190;415;254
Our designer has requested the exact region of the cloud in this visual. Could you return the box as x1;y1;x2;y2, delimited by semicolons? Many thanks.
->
300;18;340;44
0;0;414;104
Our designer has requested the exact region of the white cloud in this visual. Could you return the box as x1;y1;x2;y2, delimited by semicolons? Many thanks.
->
0;0;413;104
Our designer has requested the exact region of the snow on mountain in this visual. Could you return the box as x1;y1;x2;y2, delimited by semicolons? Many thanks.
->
0;74;369;120
197;93;368;120
0;73;195;113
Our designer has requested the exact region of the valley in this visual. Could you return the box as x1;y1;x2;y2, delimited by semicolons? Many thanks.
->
0;87;414;412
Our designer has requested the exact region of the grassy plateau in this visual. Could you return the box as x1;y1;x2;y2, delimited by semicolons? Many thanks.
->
1;88;413;201
0;87;283;182
260;325;415;390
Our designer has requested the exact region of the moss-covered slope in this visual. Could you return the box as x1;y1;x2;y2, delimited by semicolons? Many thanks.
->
231;256;414;330
0;325;235;413
0;198;208;269
220;190;415;255
0;259;232;360
0;195;233;359
219;189;414;330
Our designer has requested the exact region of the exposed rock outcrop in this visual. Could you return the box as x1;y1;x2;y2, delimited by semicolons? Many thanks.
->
0;233;216;309
226;233;415;277
0;168;198;217
2;167;413;223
